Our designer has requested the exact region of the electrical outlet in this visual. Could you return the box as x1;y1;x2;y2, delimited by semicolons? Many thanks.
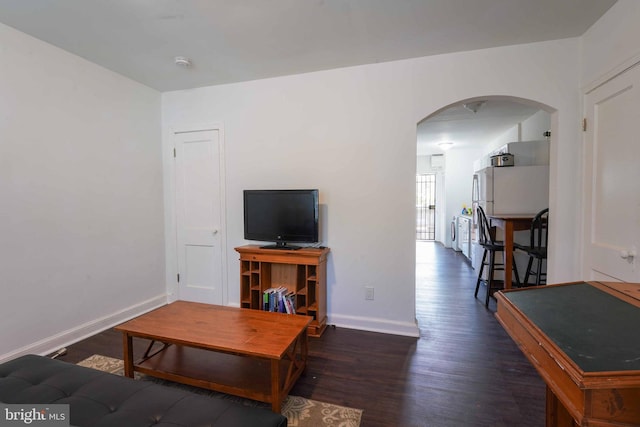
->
365;286;375;300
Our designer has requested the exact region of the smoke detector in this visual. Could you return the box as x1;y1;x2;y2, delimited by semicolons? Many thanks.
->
174;56;192;68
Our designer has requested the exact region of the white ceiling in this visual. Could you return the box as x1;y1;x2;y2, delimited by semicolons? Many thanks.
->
0;0;616;92
417;99;544;155
0;0;615;154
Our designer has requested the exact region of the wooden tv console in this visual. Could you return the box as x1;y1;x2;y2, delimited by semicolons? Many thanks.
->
235;245;329;337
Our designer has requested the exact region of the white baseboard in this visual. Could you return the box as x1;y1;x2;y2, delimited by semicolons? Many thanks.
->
0;294;168;364
1;299;420;364
328;313;420;338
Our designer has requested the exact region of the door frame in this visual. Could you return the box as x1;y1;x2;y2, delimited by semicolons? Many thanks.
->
164;122;228;304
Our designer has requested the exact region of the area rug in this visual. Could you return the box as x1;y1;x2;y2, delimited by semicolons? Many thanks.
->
78;354;362;427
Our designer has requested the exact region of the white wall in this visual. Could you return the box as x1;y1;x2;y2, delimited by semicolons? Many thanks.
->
487;109;551;152
581;0;640;88
442;148;483;248
0;23;165;362
162;37;583;336
486;127;520;153
521;110;551;141
483;110;551;161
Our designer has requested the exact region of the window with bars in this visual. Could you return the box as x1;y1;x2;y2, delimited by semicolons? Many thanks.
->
416;174;436;240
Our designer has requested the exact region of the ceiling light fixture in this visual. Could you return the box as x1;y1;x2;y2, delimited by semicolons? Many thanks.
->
438;142;454;151
174;56;192;68
463;101;485;114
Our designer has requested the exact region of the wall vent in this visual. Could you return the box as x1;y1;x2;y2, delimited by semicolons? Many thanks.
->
430;154;445;169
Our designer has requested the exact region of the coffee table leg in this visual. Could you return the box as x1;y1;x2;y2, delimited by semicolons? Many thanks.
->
122;333;134;378
271;359;281;413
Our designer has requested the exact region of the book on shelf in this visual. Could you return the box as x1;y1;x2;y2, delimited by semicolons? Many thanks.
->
284;291;296;314
262;287;278;312
262;287;296;314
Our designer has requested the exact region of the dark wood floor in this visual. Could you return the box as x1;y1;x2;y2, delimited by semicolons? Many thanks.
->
55;242;545;426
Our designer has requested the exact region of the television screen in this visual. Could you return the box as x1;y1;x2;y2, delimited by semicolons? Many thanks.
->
243;189;319;249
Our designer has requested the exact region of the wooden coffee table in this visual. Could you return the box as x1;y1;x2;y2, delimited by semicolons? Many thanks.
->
114;301;312;412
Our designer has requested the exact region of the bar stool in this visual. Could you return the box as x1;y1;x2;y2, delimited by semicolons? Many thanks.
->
474;206;505;307
514;208;549;286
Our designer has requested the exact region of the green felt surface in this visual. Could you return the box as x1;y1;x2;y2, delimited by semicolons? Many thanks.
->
504;283;640;372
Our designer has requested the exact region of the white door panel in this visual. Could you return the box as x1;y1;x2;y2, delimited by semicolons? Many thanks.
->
175;129;224;304
584;64;640;282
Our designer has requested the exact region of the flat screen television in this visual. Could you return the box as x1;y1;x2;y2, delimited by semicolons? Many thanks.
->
243;189;319;250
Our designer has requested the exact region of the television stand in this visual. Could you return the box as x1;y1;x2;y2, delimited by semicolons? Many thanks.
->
236;245;330;337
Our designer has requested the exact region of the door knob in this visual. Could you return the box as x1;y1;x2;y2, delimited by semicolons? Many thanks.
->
212;229;219;235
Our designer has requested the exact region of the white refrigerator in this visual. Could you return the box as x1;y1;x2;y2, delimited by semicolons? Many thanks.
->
471;165;549;270
472;165;549;215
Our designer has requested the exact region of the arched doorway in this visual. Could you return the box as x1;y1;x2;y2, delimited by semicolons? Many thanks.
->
415;95;555;308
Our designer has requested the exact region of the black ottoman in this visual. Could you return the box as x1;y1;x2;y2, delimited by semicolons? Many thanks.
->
0;354;287;427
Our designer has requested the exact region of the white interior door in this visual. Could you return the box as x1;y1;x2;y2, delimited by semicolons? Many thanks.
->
583;63;640;282
174;129;225;304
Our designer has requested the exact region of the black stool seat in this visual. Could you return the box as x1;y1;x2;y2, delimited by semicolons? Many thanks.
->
515;246;546;258
483;241;504;251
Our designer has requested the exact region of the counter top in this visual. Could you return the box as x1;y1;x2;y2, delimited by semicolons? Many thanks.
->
488;213;536;220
